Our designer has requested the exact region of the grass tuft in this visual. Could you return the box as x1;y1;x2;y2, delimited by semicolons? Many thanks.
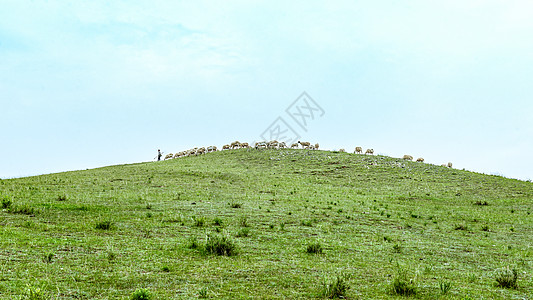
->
494;266;518;289
390;266;417;296
131;288;152;300
439;280;452;294
319;274;350;299
306;241;323;254
204;234;237;256
95;220;113;230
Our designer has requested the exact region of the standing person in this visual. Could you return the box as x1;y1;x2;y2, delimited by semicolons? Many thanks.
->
157;149;162;161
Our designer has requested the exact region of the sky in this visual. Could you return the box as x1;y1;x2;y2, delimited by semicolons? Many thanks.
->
1;0;532;181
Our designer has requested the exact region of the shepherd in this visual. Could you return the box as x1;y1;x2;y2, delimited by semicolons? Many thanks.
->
156;149;162;161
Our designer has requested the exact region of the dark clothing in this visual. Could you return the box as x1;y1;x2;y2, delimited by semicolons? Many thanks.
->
157;151;162;161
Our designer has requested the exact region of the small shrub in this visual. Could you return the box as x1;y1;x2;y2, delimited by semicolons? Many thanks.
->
42;252;54;264
204;234;237;256
95;220;113;230
454;224;468;231
145;203;152;209
439;280;452;294
320;274;350;299
213;217;223;226
392;244;402;253
230;202;242;208
26;285;46;300
131;288;152;300
57;195;67;201
198;287;209;298
193;217;206;227
188;236;199;249
306;242;323;254
494;266;518;289
481;225;490;232
8;204;35;215
236;228;250;238
1;196;12;209
474;200;488;206
301;219;313;227
391;270;417;296
239;216;249;227
161;266;170;272
383;236;393;243
107;251;116;261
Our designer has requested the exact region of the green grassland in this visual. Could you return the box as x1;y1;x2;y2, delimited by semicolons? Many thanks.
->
0;149;532;299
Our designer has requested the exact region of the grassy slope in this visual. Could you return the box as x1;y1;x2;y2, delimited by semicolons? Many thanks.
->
0;149;532;299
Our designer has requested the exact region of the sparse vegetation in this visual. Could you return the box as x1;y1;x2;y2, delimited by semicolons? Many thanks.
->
0;149;531;298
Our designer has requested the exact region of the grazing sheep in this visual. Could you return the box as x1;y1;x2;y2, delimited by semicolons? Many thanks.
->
403;155;413;161
365;149;374;155
222;144;231;150
240;142;250;148
298;141;310;148
355;147;363;154
207;146;217;152
279;142;287;149
255;141;268;149
290;143;299;149
416;157;424;162
447;162;453;168
314;143;320;150
441;164;447;167
196;147;206;155
268;140;279;149
164;153;174;160
231;141;241;149
339;148;346;153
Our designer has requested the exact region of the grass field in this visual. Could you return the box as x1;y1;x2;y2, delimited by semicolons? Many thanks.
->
1;149;532;299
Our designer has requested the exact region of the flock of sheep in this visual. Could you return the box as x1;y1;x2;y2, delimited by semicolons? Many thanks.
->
163;140;453;168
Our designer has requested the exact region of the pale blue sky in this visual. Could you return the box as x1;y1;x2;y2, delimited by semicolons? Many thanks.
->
1;0;532;180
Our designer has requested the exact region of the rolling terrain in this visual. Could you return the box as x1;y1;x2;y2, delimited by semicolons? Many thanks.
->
1;149;532;299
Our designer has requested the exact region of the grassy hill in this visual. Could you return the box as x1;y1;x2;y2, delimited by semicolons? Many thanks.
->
0;149;531;299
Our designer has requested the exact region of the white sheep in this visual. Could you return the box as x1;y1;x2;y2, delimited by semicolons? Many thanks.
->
447;162;453;168
339;148;346;153
241;142;250;148
298;141;310;148
164;153;174;160
354;147;363;154
222;144;231;150
231;141;241;149
268;140;279;149
255;141;268;149
279;142;287;149
416;157;424;162
314;143;319;150
365;149;374;155
290;143;299;149
403;155;413;161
